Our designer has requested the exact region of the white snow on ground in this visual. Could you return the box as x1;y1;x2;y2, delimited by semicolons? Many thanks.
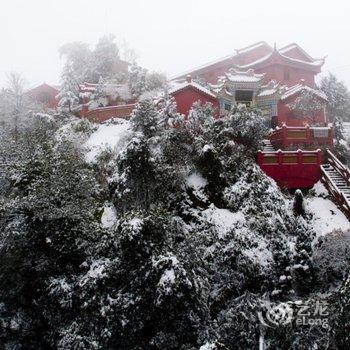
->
85;119;132;162
307;182;350;238
101;202;117;228
202;204;246;239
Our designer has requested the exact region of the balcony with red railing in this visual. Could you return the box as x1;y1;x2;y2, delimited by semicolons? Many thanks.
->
257;149;322;189
269;124;333;151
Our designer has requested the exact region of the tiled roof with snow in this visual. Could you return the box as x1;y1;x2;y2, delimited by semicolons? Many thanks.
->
172;41;324;80
172;41;271;79
169;80;217;98
278;43;315;62
258;88;279;97
237;50;324;69
257;81;283;98
281;84;328;101
225;68;265;83
235;41;271;54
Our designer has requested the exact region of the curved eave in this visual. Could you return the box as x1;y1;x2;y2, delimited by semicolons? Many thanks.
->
237;51;324;73
170;84;217;100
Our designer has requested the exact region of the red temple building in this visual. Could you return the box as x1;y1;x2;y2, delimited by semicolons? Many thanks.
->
168;75;219;117
27;83;59;110
171;42;342;194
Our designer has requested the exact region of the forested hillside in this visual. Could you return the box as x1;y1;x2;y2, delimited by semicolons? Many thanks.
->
0;96;349;349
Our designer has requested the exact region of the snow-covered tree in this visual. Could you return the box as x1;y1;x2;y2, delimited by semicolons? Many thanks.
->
287;89;325;125
227;104;266;151
320;72;350;122
92;34;122;82
88;76;108;110
187;101;214;135
128;63;166;98
57;64;80;112
59;41;93;83
130;99;161;138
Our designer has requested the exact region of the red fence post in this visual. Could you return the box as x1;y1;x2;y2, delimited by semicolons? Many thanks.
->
282;125;287;149
297;149;303;165
277;150;283;165
306;124;310;146
317;149;322;165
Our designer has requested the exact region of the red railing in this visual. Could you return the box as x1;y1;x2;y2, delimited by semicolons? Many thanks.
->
320;149;350;219
257;149;322;188
269;125;333;150
257;149;322;166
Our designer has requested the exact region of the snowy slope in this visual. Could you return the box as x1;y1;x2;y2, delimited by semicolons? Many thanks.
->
307;182;350;238
85;119;132;163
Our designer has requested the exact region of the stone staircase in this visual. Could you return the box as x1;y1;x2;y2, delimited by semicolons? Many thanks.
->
262;139;275;152
320;150;350;220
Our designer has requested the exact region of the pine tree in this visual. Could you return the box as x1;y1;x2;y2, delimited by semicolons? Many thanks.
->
287;89;325;125
57;64;80;113
293;189;306;217
92;34;122;82
88;76;108;110
290;218;315;296
320;73;350;122
130;99;161;138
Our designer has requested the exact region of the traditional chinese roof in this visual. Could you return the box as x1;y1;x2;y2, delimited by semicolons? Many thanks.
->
236;48;324;71
281;81;328;101
257;80;284;98
224;68;265;83
173;42;325;80
169;78;217;98
210;68;265;94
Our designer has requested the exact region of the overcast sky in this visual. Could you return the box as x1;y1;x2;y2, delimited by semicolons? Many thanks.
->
1;0;350;89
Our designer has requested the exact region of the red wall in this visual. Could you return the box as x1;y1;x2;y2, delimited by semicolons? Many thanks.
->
255;64;316;87
85;104;135;122
260;163;321;188
172;87;219;117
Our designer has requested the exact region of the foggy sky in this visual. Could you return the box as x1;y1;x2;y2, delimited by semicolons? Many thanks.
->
1;0;350;89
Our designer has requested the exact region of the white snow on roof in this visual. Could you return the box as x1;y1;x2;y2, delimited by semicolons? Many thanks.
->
236;41;271;54
258;81;283;97
258;88;279;97
171;42;269;79
238;51;323;69
281;84;327;101
169;81;216;98
278;43;314;61
172;42;322;80
226;69;265;83
237;52;274;69
279;43;299;54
